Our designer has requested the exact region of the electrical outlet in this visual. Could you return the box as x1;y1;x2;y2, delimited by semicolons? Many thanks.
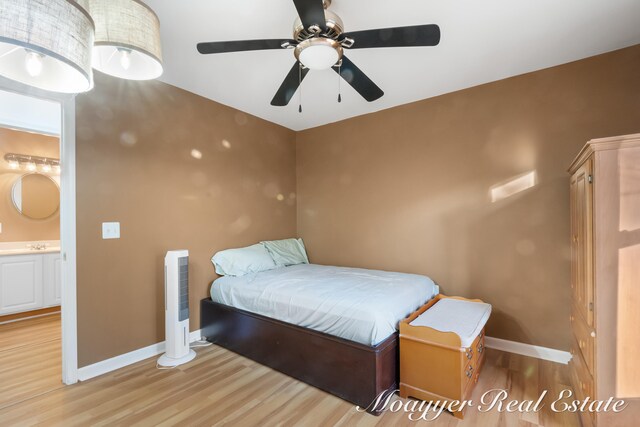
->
102;222;120;239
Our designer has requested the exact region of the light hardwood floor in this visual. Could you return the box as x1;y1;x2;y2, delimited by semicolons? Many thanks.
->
0;316;580;427
0;313;63;411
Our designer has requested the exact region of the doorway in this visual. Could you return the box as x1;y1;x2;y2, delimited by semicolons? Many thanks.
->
0;79;78;401
0;93;62;406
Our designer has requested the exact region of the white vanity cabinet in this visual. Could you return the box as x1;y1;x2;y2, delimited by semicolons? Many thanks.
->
0;251;61;316
0;254;43;314
43;253;62;307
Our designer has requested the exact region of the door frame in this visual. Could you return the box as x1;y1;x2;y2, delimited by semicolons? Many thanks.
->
0;76;79;384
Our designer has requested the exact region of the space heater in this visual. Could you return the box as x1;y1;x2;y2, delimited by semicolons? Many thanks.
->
158;250;196;367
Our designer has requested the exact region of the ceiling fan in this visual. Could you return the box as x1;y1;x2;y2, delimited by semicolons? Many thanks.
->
197;0;440;108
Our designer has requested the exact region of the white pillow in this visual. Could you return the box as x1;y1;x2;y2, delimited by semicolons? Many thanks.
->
211;244;277;276
261;238;309;267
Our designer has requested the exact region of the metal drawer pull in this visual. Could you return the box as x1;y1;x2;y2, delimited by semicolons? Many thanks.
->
466;349;473;359
466;365;474;378
477;343;484;353
590;331;596;338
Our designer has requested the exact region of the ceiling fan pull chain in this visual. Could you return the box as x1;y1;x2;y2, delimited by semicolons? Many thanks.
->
337;62;342;103
298;62;303;113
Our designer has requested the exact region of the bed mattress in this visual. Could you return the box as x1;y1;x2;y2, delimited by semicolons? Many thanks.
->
210;264;439;346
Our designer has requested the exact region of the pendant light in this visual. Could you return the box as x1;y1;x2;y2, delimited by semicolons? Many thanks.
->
0;0;94;93
90;0;163;80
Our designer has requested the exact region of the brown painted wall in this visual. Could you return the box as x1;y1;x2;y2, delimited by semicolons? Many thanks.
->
0;128;59;242
296;45;640;350
76;73;296;367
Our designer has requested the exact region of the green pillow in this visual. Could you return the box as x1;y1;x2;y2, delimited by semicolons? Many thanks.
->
261;238;309;267
211;244;277;276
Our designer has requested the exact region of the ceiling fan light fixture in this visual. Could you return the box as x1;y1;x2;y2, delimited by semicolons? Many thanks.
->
90;0;163;80
295;38;342;71
196;0;440;106
0;0;94;93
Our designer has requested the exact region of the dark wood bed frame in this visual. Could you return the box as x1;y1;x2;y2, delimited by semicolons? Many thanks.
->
200;298;398;415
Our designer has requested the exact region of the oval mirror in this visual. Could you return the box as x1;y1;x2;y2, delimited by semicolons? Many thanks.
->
11;173;60;220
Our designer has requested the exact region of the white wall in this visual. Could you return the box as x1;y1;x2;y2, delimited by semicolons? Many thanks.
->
0;90;61;136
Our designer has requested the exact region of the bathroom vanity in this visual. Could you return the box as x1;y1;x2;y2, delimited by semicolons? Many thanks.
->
0;241;61;316
0;166;62;318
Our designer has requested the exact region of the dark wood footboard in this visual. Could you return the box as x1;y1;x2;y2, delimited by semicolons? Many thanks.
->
200;298;398;415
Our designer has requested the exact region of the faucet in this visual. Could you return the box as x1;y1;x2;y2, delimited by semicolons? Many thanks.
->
27;242;48;251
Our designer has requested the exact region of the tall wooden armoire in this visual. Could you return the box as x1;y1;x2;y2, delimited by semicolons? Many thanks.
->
568;133;640;426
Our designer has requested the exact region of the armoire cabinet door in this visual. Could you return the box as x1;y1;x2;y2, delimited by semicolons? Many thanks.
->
570;158;594;327
570;176;578;304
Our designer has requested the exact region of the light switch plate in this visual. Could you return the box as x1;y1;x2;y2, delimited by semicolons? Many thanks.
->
102;222;120;239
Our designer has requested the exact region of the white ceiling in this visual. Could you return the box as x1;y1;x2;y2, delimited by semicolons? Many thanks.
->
145;0;640;131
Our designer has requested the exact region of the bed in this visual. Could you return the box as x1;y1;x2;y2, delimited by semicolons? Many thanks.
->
200;263;439;414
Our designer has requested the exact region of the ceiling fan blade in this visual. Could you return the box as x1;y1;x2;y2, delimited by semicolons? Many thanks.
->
334;56;383;102
343;24;441;49
197;39;295;55
271;62;310;106
292;0;326;30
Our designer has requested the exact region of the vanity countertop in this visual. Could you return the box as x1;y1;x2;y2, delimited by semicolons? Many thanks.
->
0;247;60;256
0;241;61;256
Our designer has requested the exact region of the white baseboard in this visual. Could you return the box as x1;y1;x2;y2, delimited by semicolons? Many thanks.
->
77;329;203;381
485;336;572;365
77;331;570;381
0;310;60;326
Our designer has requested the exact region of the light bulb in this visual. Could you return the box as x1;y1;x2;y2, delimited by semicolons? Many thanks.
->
25;51;44;77
8;160;19;170
26;162;37;171
118;49;132;70
54;165;61;174
41;164;52;173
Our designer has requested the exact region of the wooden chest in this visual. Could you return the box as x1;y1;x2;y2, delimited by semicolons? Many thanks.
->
399;295;488;419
